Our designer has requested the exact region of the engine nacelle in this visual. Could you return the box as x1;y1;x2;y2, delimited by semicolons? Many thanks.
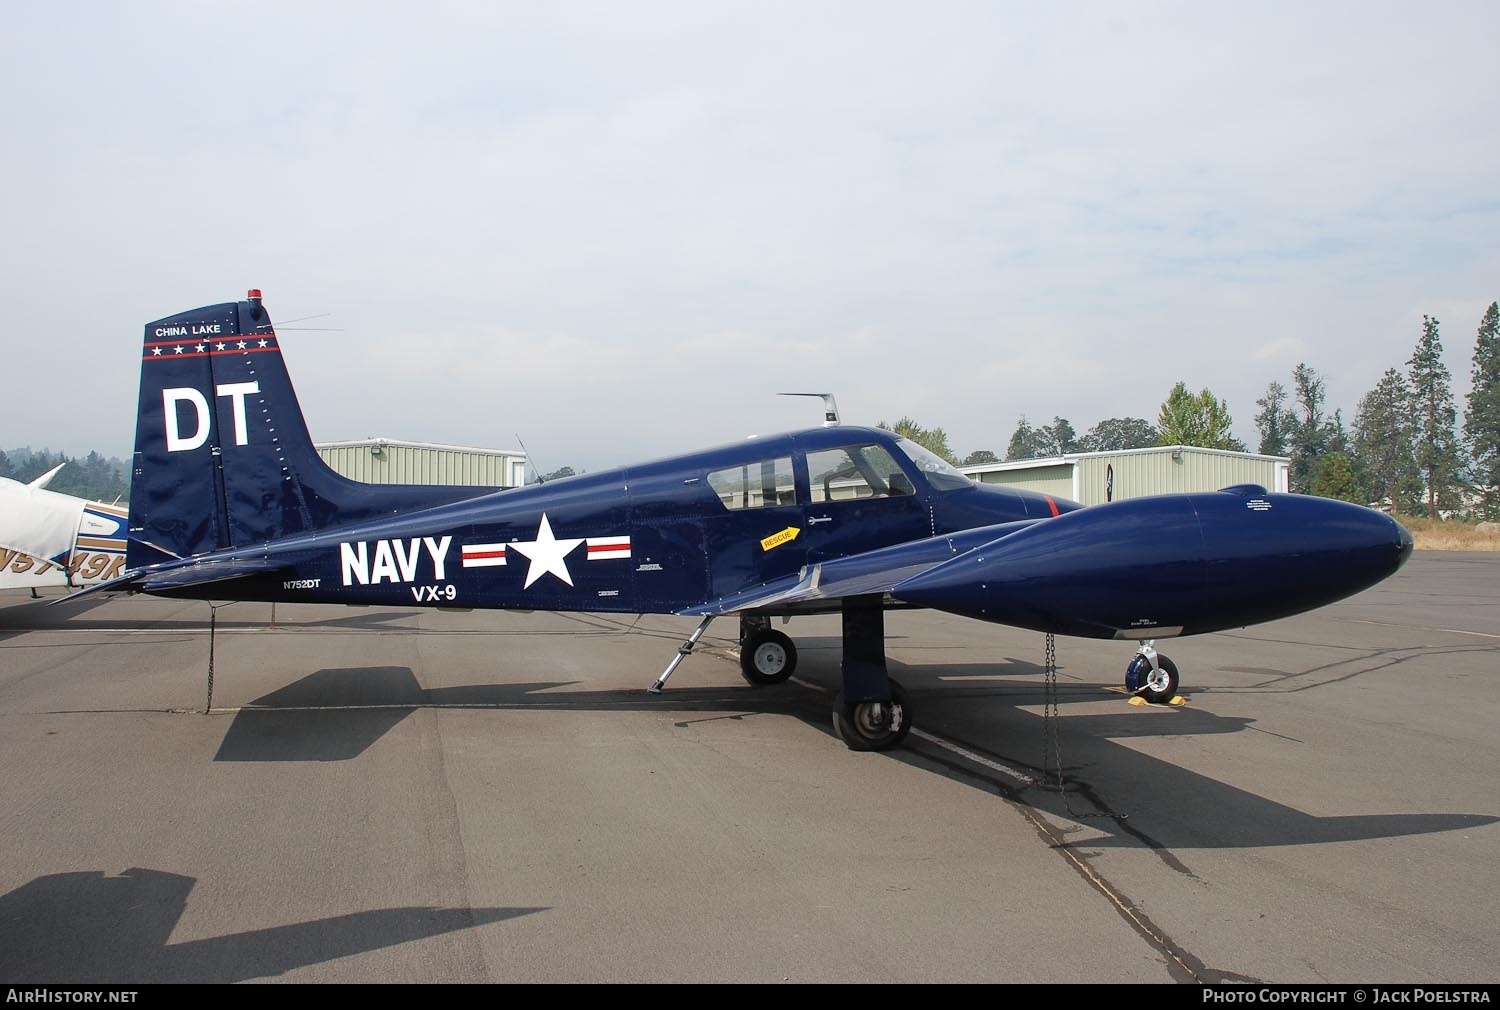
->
892;489;1413;639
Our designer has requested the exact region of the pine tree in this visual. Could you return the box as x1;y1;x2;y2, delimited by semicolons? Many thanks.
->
1043;417;1078;455
1464;302;1500;519
1006;417;1036;461
1157;383;1243;450
1326;409;1351;456
1254;381;1294;456
1310;451;1363;503
1353;369;1423;513
1004;416;1076;459
1287;364;1330;494
1407;315;1463;517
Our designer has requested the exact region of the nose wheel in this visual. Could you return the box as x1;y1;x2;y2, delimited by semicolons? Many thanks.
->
1126;642;1179;704
740;628;798;685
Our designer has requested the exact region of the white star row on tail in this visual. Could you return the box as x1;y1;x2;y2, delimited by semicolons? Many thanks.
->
149;338;274;356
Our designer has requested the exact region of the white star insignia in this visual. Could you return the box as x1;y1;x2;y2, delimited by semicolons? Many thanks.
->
174;345;184;354
508;513;584;588
195;343;206;352
237;340;248;349
215;342;226;351
151;347;162;356
258;338;270;347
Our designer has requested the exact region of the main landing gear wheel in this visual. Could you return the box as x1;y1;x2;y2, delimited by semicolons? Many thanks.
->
740;628;797;686
1128;654;1180;704
832;679;911;751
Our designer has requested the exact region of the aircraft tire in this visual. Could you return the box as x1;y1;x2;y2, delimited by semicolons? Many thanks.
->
832;679;911;751
1135;654;1179;704
740;629;797;685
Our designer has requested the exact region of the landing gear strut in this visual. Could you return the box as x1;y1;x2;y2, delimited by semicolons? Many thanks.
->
831;595;910;751
648;615;715;694
1125;640;1179;704
648;600;913;751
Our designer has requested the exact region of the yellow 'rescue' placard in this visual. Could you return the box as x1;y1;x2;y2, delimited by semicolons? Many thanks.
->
760;526;801;551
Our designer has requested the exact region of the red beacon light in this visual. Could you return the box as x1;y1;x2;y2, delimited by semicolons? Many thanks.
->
247;288;264;320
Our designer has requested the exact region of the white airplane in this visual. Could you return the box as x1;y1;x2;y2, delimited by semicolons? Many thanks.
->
0;466;128;593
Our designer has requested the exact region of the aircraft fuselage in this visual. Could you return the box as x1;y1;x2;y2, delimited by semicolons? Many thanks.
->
143;427;1068;616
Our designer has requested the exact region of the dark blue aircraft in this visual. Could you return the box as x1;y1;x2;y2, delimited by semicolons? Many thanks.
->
83;291;1413;750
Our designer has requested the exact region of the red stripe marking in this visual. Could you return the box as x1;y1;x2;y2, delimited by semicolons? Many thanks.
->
463;549;507;560
1045;495;1060;517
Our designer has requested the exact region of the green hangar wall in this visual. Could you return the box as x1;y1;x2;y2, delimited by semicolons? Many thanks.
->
959;446;1290;506
316;438;527;488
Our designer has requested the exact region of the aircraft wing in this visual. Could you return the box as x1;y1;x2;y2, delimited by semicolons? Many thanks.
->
678;519;1041;616
0;476;83;561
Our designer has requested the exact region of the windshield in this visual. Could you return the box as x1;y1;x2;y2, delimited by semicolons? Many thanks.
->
893;437;972;491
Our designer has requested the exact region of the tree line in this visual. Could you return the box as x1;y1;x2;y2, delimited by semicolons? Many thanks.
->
882;302;1500;520
1;448;130;503
1251;306;1496;518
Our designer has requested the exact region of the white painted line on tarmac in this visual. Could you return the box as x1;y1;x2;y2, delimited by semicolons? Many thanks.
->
1339;618;1500;640
910;728;1035;784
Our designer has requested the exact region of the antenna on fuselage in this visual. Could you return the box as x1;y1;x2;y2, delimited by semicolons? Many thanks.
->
275;311;344;331
778;392;840;427
515;434;544;484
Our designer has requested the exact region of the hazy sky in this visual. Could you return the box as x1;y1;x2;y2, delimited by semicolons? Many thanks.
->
4;2;1497;471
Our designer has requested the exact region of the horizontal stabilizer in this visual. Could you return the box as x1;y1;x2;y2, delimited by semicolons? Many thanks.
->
136;557;289;591
28;463;67;488
53;556;288;605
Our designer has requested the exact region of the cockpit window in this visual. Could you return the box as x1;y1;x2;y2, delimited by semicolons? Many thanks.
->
807;444;915;502
893;437;972;491
708;456;797;510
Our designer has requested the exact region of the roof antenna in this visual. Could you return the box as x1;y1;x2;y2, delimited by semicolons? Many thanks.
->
778;392;840;427
515;434;545;484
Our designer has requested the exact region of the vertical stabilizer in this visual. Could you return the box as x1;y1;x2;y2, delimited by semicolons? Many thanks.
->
128;291;493;567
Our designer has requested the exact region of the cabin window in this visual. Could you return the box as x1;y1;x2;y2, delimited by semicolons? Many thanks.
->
708;456;797;510
807;445;915;503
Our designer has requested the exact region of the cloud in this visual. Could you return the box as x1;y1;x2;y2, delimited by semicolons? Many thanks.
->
1;2;1497;465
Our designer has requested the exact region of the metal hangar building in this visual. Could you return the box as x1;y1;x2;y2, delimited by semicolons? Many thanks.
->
959;445;1291;507
316;438;528;489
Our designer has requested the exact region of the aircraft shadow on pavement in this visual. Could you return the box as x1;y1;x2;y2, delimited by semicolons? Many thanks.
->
872;659;1500;852
287;610;422;631
0;600;417;639
0;867;542;983
212;665;825;763
0;597;133;641
211;662;1496;855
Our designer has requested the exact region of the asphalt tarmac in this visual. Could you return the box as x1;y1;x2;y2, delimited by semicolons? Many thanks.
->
0;551;1495;983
